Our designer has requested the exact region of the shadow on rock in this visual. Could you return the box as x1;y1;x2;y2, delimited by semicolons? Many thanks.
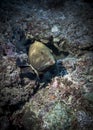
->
16;57;68;96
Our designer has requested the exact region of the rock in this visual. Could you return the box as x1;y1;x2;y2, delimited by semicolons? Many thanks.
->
40;38;49;44
26;33;34;40
0;1;93;130
40;0;64;8
0;116;9;130
0;53;36;109
83;83;93;93
53;37;60;43
51;25;59;33
62;57;77;73
51;25;60;36
21;108;43;130
76;110;93;128
39;101;75;130
28;41;55;76
84;93;93;103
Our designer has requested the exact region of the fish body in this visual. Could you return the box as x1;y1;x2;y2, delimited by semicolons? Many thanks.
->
28;41;55;75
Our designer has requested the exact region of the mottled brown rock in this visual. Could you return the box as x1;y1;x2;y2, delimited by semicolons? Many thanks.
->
28;41;55;76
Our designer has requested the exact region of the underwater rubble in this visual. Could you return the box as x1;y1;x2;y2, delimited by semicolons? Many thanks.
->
0;0;93;130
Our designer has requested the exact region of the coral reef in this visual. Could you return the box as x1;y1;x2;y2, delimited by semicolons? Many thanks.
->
0;0;93;130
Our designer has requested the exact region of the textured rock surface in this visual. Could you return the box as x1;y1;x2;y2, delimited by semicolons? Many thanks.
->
28;41;55;74
0;0;93;130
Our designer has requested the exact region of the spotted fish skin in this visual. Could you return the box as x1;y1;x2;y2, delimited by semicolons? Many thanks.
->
28;41;55;74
